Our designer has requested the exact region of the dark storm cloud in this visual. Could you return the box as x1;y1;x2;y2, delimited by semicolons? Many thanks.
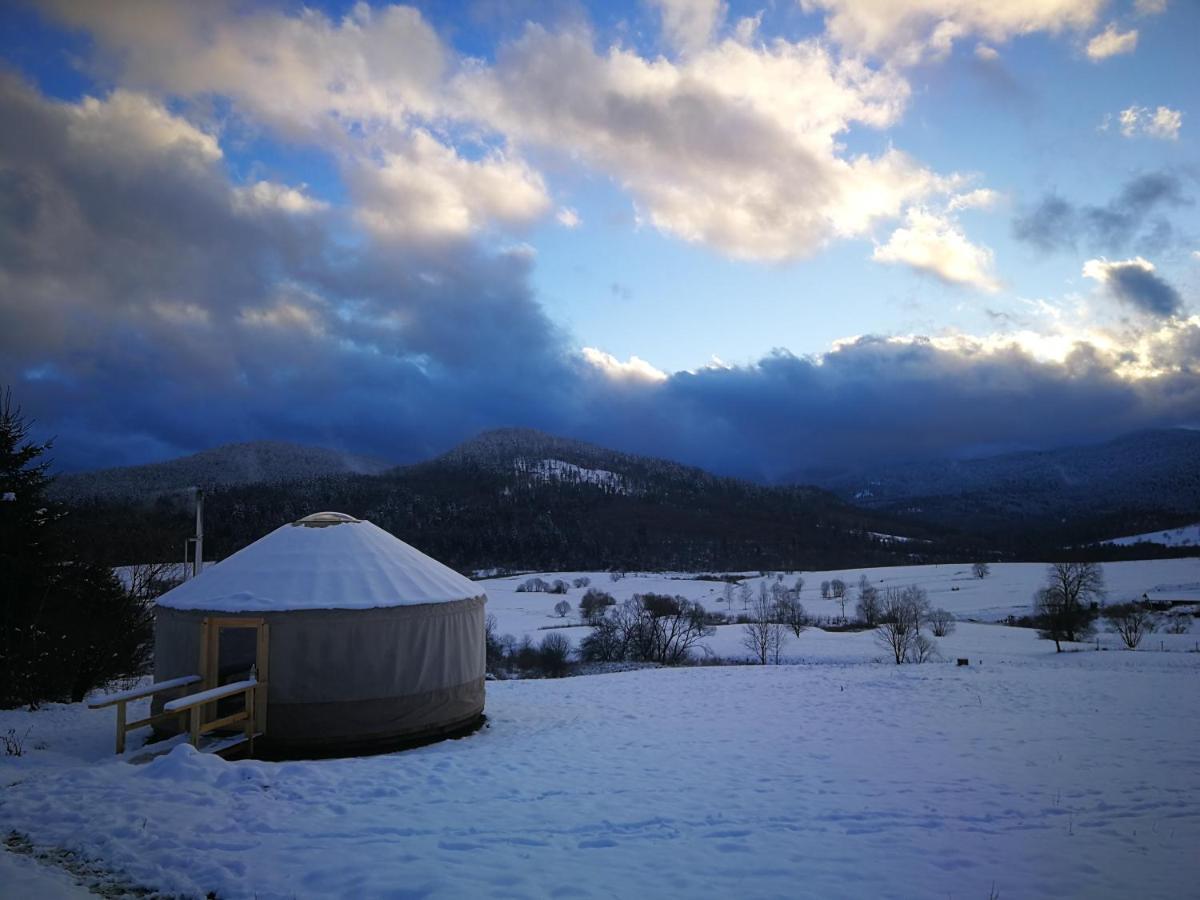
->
1013;172;1190;254
0;72;573;470
2;73;1199;480
567;336;1200;481
1102;262;1183;317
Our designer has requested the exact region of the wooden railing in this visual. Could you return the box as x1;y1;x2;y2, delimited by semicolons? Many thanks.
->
88;675;202;754
164;677;263;754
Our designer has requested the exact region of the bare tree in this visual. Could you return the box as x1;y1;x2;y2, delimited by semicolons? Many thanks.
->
775;593;808;638
830;579;848;620
928;608;956;637
792;575;804;598
573;576;591;589
553;599;571;618
723;582;736;618
972;562;990;579
742;588;786;664
820;580;831;600
1034;562;1104;651
855;577;881;626
738;582;752;610
123;562;185;603
1105;603;1157;649
875;586;929;664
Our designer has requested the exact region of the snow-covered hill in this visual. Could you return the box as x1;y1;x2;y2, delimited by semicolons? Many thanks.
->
51;441;394;501
1103;522;1200;548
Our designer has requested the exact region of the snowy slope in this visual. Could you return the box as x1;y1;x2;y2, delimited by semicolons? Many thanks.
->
1103;522;1200;547
2;652;1198;899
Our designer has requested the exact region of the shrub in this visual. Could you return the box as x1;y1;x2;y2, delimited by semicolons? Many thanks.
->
929;608;956;637
549;579;570;594
553;599;571;618
907;633;938;663
579;588;616;624
538;633;572;677
1164;613;1190;635
516;577;550;593
573;576;591;589
1104;603;1157;649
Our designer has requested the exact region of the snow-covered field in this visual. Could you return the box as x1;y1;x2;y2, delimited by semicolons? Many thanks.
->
2;558;1198;898
481;559;1200;657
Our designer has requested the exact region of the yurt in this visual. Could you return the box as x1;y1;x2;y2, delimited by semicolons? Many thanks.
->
152;512;486;755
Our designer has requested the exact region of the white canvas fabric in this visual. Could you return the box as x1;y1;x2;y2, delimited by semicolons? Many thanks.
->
157;513;483;612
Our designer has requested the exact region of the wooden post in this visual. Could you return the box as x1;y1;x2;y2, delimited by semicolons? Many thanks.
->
255;623;270;735
189;705;201;748
115;701;127;754
245;685;255;756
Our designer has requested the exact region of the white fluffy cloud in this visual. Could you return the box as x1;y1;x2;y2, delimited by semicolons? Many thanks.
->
799;0;1103;63
1114;105;1182;139
872;208;999;292
460;26;956;261
42;1;446;137
1086;23;1139;60
347;130;549;242
581;347;669;383
556;207;582;228
233;181;329;216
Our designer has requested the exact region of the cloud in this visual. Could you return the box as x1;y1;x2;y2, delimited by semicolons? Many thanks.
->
0;72;573;470
4;65;1199;482
1083;257;1184;318
799;0;1104;63
1134;0;1168;16
974;44;1001;61
1086;23;1138;60
232;181;328;216
648;0;727;55
1013;171;1190;254
1114;105;1183;140
346;130;550;242
872;208;999;291
40;0;447;137
556;207;581;228
459;25;957;261
581;348;668;383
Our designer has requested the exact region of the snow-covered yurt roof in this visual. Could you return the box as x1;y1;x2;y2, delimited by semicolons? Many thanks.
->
157;512;483;612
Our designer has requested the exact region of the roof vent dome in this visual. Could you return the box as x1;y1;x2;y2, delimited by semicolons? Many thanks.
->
293;511;361;527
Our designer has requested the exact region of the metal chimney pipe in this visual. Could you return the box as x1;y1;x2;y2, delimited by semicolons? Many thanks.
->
193;489;204;578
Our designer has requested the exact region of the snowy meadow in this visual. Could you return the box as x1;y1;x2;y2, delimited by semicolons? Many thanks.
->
2;559;1199;899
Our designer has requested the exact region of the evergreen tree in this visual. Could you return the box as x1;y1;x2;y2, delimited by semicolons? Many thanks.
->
1;389;152;707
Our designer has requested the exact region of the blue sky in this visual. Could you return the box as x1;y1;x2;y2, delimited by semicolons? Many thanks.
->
0;0;1197;477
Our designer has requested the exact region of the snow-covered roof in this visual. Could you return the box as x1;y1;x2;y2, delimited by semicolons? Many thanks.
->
157;513;484;612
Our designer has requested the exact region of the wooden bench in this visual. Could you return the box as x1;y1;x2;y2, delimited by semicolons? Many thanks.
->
88;675;202;754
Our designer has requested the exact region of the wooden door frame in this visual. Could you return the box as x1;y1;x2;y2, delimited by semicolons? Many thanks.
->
198;616;270;735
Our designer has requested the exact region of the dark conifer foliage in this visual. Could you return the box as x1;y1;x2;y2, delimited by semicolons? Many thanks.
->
1;390;152;708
